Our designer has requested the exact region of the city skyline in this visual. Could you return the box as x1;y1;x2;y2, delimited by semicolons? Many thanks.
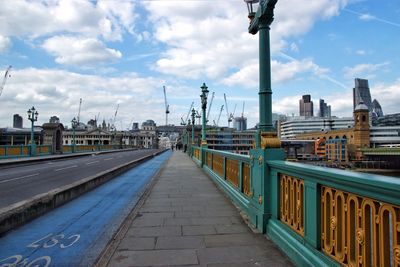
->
0;0;399;129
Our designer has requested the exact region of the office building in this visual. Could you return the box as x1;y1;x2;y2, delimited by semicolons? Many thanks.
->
371;99;384;118
13;114;23;128
319;99;331;118
299;95;314;117
353;78;372;111
279;116;354;139
233;117;247;131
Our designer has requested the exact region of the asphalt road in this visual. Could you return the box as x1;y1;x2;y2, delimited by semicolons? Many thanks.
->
0;151;172;267
0;149;160;209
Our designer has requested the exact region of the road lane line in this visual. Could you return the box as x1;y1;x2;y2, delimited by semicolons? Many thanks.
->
86;161;99;165
54;165;78;172
0;173;39;184
104;157;114;161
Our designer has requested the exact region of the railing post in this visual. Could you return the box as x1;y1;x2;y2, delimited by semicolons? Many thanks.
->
249;148;284;233
223;156;227;180
239;161;243;192
304;180;320;249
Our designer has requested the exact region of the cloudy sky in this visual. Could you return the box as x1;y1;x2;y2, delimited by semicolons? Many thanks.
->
0;0;399;129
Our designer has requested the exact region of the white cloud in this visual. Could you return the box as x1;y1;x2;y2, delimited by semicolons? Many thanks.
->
356;50;366;55
343;62;389;79
372;79;400;115
359;13;375;21
144;0;349;85
0;68;169;128
290;43;299;53
42;36;122;66
0;35;11;53
0;0;138;41
222;57;330;88
272;95;302;115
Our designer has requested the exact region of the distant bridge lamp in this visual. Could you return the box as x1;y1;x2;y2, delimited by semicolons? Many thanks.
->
71;117;78;153
27;106;39;156
200;83;209;146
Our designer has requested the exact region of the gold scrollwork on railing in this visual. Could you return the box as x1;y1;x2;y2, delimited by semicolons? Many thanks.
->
206;152;212;167
193;148;200;160
321;186;400;266
226;159;239;187
279;174;304;236
242;163;251;196
212;154;224;178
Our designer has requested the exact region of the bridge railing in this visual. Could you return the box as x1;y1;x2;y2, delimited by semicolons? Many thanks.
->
267;160;400;266
62;144;136;153
0;145;52;158
0;144;136;158
191;146;254;218
190;146;400;266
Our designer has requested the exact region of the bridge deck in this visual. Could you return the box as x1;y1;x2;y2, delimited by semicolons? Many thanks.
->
103;150;293;267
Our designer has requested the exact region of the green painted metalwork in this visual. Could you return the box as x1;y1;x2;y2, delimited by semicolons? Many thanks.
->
0;144;135;158
200;83;209;147
247;0;277;148
191;108;196;145
190;147;400;266
266;159;400;266
0;144;52;158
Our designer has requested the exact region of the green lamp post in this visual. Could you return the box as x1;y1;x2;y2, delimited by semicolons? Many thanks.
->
244;0;284;233
200;83;209;147
71;117;78;153
27;106;38;156
191;108;196;145
246;0;280;149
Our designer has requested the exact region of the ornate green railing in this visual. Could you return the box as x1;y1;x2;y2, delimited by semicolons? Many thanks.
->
0;144;136;158
267;160;400;267
0;145;52;158
189;145;400;266
191;146;254;219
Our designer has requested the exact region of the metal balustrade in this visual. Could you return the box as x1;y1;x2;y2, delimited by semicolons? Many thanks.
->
280;174;304;236
189;145;400;266
191;146;253;218
0;144;136;158
0;145;51;158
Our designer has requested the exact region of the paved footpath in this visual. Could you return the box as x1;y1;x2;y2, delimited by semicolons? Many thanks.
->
101;151;294;267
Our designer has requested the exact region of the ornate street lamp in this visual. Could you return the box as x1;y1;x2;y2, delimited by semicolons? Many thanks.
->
27;106;39;156
200;83;209;146
191;108;196;145
71;117;78;153
245;0;280;149
244;0;259;20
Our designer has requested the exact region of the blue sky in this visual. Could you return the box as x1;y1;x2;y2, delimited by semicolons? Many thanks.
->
0;0;399;129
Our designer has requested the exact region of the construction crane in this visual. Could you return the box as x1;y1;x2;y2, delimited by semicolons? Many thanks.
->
77;98;83;124
112;104;119;131
163;86;169;126
206;92;215;123
241;101;245;117
196;110;201;125
214;105;224;126
231;103;237;120
223;93;232;127
0;65;12;97
180;102;194;125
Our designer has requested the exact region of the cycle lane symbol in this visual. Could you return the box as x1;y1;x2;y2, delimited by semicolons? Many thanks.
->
0;233;80;267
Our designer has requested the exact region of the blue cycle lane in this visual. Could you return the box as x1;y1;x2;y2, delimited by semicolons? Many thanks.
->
0;150;172;267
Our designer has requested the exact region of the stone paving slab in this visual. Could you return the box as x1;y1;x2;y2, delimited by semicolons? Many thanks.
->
105;151;294;267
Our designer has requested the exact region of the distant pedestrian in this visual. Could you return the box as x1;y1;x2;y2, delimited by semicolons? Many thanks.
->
171;144;174;151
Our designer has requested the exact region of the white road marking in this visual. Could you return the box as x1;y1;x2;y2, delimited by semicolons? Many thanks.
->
104;157;114;161
54;165;78;172
86;161;99;165
0;173;39;184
